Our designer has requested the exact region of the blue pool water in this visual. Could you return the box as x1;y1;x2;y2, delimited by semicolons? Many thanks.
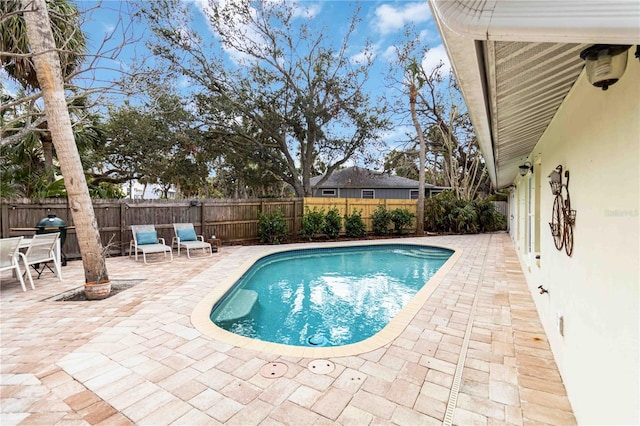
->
210;244;452;347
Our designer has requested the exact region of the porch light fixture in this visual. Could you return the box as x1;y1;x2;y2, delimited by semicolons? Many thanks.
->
518;162;533;176
579;44;631;90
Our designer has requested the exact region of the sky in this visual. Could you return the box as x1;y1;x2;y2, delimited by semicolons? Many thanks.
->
74;0;451;164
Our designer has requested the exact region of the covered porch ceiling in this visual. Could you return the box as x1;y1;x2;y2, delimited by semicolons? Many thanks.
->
429;0;640;189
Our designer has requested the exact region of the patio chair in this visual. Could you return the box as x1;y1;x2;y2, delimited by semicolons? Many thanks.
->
129;225;173;264
172;223;213;259
17;233;62;289
0;236;31;291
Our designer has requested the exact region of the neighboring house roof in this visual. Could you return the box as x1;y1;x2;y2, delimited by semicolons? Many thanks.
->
311;166;434;189
429;0;640;188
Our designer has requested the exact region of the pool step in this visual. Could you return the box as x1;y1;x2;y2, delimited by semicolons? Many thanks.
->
213;289;258;322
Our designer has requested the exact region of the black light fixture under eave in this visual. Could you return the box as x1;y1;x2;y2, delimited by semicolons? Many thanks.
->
519;162;533;176
579;44;631;90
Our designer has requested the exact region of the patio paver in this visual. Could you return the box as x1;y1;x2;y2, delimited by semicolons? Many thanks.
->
1;233;576;425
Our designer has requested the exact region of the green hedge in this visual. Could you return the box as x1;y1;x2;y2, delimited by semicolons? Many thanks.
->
344;209;366;238
424;190;506;234
323;207;342;239
258;209;288;244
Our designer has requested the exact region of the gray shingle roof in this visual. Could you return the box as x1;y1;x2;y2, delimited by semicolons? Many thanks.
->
311;166;433;189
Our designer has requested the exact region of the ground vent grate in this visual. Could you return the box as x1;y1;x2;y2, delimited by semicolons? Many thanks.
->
443;235;491;426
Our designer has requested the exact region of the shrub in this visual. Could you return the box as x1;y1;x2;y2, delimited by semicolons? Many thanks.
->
258;209;287;244
424;190;506;234
425;190;463;233
473;199;506;232
323;207;342;239
371;205;391;236
300;207;325;240
344;208;366;238
453;203;478;233
390;208;415;235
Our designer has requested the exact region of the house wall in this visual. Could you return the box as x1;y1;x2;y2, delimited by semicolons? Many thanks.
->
510;50;639;424
312;188;417;199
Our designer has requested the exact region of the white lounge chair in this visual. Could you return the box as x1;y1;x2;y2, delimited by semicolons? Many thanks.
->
172;223;213;259
0;236;31;291
18;233;63;289
130;225;173;264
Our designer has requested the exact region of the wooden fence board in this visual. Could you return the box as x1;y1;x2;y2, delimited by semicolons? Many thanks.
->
304;197;418;232
1;198;298;258
2;197;424;258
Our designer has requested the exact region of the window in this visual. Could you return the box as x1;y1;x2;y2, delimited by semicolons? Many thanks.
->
322;189;337;197
410;190;419;199
361;189;375;199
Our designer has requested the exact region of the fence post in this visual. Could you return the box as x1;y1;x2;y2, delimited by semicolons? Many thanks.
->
120;202;127;256
293;199;299;236
1;202;9;238
200;201;205;235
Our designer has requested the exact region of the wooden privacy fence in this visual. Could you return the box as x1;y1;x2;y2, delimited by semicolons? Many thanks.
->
2;196;455;259
492;201;508;216
1;198;304;259
1;197;507;259
304;197;418;232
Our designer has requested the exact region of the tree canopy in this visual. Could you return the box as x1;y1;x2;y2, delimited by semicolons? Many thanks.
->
139;0;390;197
2;1;492;202
386;32;490;200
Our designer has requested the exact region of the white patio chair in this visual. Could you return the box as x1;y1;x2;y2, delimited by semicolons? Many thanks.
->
0;236;31;291
17;233;62;289
129;225;173;264
172;223;213;259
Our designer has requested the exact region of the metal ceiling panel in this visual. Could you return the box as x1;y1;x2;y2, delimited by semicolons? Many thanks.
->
429;0;640;189
487;41;588;187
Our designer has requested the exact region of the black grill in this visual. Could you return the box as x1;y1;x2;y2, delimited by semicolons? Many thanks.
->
35;214;69;266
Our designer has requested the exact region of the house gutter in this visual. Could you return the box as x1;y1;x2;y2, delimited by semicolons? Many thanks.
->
430;0;640;44
428;0;640;188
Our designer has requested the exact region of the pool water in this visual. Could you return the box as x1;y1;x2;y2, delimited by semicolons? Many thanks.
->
210;244;452;347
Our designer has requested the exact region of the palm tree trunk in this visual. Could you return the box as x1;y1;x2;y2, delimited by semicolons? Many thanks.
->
21;0;108;284
410;83;425;235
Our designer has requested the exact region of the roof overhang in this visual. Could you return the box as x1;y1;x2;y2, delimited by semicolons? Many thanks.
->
429;0;640;188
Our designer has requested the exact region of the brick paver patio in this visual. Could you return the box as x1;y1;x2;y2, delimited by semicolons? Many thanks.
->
1;233;575;425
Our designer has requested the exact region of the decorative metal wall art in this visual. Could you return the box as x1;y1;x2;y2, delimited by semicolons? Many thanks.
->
548;165;576;256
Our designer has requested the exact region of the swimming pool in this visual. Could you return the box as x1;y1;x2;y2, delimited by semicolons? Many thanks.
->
209;244;453;348
191;238;459;357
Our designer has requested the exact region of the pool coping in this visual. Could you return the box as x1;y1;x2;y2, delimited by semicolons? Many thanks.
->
191;239;462;358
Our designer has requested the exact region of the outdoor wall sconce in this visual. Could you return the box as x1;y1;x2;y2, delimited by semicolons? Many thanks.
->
579;44;631;90
519;162;533;176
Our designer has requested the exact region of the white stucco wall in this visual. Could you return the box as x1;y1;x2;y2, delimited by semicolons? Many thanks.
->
512;50;639;424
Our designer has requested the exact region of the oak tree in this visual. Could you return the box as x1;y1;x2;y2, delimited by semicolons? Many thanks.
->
140;0;390;196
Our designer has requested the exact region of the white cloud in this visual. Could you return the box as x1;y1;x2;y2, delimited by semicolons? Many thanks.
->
381;45;398;62
421;44;451;76
192;0;215;17
178;75;192;89
102;23;116;35
291;2;321;19
351;50;371;65
351;42;380;65
384;125;414;145
373;2;432;35
190;0;266;66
